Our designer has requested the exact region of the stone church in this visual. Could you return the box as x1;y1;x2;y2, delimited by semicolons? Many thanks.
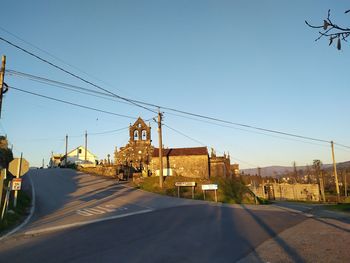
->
114;117;235;179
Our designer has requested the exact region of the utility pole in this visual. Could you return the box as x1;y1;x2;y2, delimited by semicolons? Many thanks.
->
0;55;6;118
331;141;340;202
157;110;164;188
14;152;23;208
320;170;326;202
65;134;68;167
345;170;348;197
85;130;87;161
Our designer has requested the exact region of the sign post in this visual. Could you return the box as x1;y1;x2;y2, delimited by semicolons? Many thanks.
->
9;153;29;208
175;182;196;199
0;169;5;206
1;181;11;220
202;184;218;202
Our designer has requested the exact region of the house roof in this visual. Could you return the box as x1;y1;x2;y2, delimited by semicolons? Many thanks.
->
152;147;208;157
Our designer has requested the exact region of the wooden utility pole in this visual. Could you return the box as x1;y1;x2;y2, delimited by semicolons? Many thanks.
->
320;170;326;202
157;110;164;188
331;141;340;202
345;170;348;197
65;134;68;167
14;152;23;208
85;130;87;161
0;55;6;118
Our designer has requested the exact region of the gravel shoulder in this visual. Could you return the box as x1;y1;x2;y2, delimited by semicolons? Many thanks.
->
238;208;350;263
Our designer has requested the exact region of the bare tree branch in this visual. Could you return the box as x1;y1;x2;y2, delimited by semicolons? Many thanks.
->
306;9;350;50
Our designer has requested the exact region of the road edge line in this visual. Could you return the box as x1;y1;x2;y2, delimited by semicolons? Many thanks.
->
0;174;36;241
23;209;154;236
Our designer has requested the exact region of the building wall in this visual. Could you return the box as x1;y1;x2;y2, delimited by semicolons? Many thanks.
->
114;117;153;169
210;157;231;178
66;147;96;164
251;183;320;201
150;155;209;179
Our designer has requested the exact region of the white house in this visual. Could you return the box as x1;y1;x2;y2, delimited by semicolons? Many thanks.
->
62;146;97;166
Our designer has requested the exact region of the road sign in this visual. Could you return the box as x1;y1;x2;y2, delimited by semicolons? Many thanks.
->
12;178;22;191
175;182;196;199
202;184;218;190
9;158;29;177
175;182;196;187
202;184;218;202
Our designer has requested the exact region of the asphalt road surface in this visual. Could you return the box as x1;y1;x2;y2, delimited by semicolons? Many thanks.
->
0;169;308;263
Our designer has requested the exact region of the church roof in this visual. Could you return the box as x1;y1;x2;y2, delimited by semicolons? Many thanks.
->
152;147;208;157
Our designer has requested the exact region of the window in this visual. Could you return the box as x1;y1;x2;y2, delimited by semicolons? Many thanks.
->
141;130;147;140
134;130;139;140
78;149;82;154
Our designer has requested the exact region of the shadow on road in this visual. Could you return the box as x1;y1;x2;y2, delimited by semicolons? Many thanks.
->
240;204;306;262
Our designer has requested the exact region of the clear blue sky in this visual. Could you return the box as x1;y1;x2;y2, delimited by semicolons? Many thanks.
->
1;0;349;169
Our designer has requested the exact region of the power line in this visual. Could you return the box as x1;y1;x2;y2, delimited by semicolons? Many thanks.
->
7;70;334;147
7;69;135;107
89;127;129;136
8;69;334;146
2;38;348;147
162;122;259;167
0;26;128;95
334;142;350;150
162;123;207;146
0;36;157;114
9;85;137;119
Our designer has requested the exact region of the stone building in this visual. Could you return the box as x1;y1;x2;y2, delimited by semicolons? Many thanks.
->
209;148;231;178
151;147;209;178
114;117;154;171
114;117;234;179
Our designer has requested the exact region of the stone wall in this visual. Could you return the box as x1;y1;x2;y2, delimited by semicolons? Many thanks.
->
150;155;209;179
78;165;117;177
251;183;320;201
210;157;231;178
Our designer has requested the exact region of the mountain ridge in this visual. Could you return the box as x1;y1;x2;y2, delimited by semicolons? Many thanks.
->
241;161;350;177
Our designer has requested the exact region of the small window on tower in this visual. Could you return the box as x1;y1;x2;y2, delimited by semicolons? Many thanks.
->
141;130;147;140
134;130;139;140
78;149;82;154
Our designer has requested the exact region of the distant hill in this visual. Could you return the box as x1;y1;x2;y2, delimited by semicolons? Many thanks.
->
241;161;350;177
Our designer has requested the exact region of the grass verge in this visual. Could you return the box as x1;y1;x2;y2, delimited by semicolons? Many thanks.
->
132;176;267;205
0;190;31;234
323;203;350;213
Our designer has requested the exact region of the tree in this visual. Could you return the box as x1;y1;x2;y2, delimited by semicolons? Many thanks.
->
313;160;326;202
305;9;350;50
0;135;13;169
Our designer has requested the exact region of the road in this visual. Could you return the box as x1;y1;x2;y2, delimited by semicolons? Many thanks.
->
0;169;324;262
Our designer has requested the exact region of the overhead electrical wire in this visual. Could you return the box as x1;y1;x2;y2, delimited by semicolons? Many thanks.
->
7;69;337;147
162;122;259;167
7;69;135;107
2;36;349;149
0;36;157;114
9;85;137;119
162;123;207;146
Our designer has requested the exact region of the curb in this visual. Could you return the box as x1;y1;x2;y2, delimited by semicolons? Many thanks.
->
0;174;36;241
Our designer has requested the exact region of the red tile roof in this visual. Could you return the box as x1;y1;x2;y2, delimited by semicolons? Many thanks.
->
152;147;208;157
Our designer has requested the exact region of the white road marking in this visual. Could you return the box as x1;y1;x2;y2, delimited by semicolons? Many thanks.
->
23;209;154;236
76;210;94;216
84;208;105;214
95;206;116;212
76;205;125;217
